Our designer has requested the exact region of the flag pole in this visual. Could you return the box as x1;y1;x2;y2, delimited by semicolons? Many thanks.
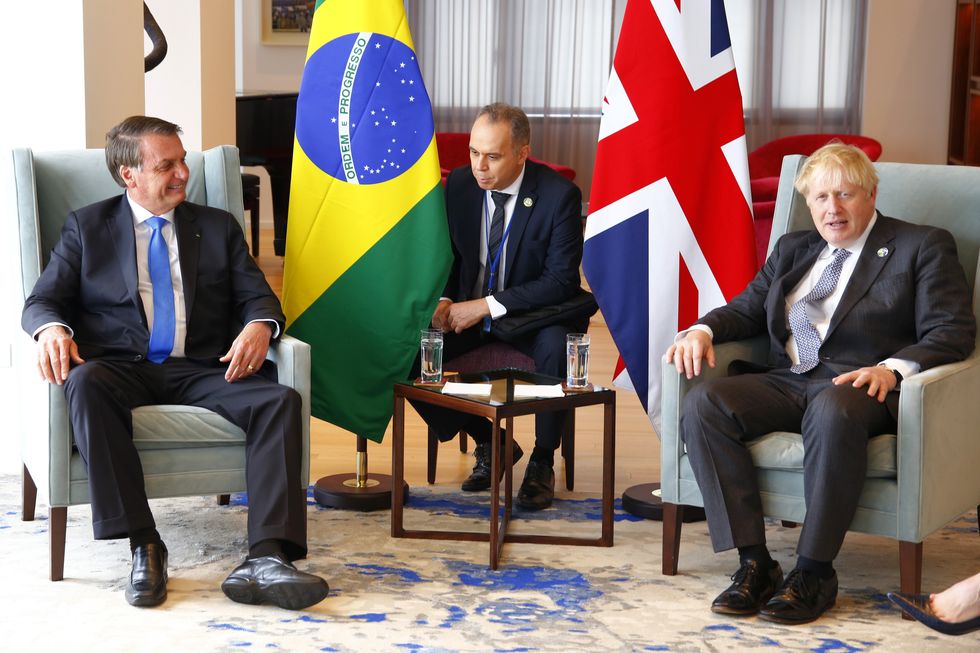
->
312;436;409;511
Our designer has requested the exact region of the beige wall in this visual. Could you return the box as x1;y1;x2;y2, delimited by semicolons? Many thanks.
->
862;0;955;163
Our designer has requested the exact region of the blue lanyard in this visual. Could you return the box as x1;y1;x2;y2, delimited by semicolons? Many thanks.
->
484;191;515;294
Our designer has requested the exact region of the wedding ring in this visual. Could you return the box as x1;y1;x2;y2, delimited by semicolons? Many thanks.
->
246;364;254;371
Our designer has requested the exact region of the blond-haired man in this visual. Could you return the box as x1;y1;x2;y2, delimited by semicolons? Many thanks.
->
667;143;975;624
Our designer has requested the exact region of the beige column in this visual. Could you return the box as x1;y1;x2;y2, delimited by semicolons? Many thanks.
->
144;0;236;150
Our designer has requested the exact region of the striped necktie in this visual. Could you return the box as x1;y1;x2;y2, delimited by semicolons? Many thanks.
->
788;248;851;373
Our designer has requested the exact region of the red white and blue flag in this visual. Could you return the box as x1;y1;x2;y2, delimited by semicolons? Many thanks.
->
583;0;757;427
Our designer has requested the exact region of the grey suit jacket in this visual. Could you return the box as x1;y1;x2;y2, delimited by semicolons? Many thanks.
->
22;194;284;362
697;212;976;374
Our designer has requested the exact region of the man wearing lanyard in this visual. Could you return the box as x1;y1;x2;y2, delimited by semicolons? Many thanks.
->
422;103;586;510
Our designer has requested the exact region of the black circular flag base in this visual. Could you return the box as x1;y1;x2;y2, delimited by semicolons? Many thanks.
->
312;473;409;511
622;482;706;522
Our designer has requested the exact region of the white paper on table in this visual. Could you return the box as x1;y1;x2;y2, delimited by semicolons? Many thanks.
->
513;384;565;398
442;382;492;396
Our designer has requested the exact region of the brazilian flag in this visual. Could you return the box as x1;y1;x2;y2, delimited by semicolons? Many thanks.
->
283;0;451;442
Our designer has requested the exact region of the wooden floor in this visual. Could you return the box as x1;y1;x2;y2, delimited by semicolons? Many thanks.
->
253;228;661;495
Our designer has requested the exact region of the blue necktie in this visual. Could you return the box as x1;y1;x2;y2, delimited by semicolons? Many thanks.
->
146;217;175;363
788;248;851;373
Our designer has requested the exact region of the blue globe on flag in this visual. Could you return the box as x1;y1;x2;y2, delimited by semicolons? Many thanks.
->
295;33;435;185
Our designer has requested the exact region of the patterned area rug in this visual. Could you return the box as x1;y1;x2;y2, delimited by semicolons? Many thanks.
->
1;475;977;652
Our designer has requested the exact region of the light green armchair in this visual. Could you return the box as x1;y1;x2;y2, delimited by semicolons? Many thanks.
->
660;155;980;595
12;146;311;581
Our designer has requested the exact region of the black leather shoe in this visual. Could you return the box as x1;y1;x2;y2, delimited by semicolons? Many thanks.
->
759;568;838;624
125;541;168;607
517;460;555;510
461;437;524;492
711;559;783;615
221;555;329;610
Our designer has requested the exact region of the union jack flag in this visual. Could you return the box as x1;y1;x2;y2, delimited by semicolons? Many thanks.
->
583;0;757;427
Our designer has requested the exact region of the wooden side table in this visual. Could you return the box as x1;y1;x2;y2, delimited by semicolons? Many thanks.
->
391;369;615;569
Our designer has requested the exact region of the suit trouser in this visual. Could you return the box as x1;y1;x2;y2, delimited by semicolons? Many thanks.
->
411;323;575;450
63;358;308;561
680;365;897;562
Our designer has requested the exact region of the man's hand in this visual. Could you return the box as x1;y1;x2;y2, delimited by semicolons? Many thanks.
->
665;329;715;380
832;365;898;402
431;299;452;331
36;325;84;385
220;321;273;382
447;299;491;333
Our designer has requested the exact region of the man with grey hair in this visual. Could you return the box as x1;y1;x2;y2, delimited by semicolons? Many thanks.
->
415;102;587;510
666;143;975;624
23;115;329;610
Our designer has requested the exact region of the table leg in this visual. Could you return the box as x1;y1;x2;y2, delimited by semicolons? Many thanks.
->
602;398;616;545
490;418;501;569
391;395;406;537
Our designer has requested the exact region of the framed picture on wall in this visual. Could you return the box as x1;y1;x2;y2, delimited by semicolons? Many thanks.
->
261;0;314;47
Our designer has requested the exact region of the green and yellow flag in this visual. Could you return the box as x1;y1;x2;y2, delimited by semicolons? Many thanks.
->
283;0;451;442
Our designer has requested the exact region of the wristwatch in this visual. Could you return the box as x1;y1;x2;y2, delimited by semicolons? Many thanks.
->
877;363;903;386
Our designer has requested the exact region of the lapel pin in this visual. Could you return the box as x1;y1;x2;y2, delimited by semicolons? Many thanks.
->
876;247;888;257
523;197;533;208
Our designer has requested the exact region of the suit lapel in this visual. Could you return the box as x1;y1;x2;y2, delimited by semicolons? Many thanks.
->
105;196;143;321
174;204;201;319
769;234;826;343
503;163;538;288
826;212;895;339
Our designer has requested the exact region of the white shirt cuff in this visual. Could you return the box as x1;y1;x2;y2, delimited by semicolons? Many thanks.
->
33;322;73;340
879;358;919;381
485;296;507;319
247;319;281;339
674;324;713;343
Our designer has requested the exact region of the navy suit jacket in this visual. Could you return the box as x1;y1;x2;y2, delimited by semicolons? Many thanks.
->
698;212;976;374
22;194;284;362
442;160;583;313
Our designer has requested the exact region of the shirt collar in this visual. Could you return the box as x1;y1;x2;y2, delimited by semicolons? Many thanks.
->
126;192;176;225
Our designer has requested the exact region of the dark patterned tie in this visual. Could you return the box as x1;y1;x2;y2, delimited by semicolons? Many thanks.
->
788;248;851;373
484;191;509;295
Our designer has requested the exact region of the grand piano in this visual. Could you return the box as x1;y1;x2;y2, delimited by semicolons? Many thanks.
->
236;91;298;256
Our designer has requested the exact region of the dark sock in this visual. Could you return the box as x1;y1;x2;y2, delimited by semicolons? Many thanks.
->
737;544;774;568
129;527;162;553
248;539;285;560
529;446;555;467
465;417;491;445
796;555;834;579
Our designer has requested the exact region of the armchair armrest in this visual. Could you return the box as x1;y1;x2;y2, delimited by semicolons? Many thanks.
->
266;334;312;488
895;353;980;540
660;336;768;502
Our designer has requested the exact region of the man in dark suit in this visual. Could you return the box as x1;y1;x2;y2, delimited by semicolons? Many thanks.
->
22;116;329;610
666;143;975;624
420;103;585;510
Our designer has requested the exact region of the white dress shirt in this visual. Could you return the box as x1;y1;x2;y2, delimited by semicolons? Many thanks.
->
477;166;526;319
128;195;188;357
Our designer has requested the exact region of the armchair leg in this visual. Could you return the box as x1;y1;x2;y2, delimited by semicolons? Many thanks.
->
427;427;438;484
898;540;922;620
562;411;575;491
459;431;468;453
217;495;230;505
662;502;683;575
22;464;37;522
781;520;798;528
50;506;67;581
